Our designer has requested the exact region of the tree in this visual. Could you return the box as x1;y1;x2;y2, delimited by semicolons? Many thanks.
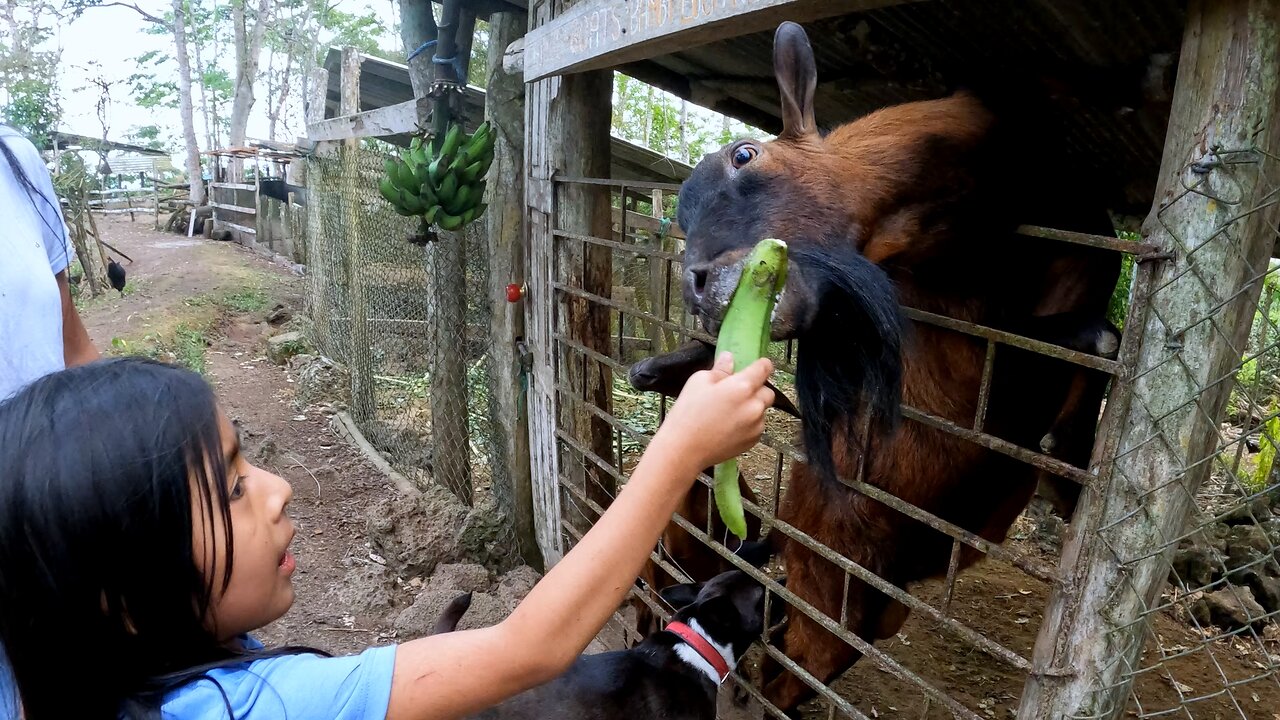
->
68;0;206;204
224;0;270;178
0;0;61;146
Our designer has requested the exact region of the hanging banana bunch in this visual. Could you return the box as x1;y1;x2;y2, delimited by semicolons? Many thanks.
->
378;119;496;240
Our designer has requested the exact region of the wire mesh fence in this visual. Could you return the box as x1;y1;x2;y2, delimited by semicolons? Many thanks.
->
1071;143;1280;719
301;142;507;523
536;153;1280;719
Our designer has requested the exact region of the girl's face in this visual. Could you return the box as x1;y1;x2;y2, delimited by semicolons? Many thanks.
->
192;410;297;642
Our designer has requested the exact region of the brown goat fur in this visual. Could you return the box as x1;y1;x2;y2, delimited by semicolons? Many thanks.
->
633;21;1120;714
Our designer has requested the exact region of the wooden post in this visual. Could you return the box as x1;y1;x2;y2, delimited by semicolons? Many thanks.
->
485;8;541;569
1017;1;1280;718
645;188;676;354
552;63;615;526
525;2;564;565
339;47;375;424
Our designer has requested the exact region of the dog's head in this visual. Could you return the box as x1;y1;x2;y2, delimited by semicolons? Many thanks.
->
658;543;784;662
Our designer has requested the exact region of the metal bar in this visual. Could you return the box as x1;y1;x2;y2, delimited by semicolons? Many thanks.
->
974;341;997;432
556;468;981;720
941;539;964;616
1016;224;1160;256
902;307;1122;375
554;174;682;192
550;357;1061;583
556;424;1038;672
552;285;799;376
902;406;1093;485
553;228;684;261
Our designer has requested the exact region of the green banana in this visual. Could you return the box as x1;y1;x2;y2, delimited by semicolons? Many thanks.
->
446;184;472;215
438;173;459;205
448;148;472;175
423;205;441;225
437;210;464;231
711;238;788;539
397;189;425;216
394;160;419;193
460;159;485;184
437;124;463;159
378;176;402;208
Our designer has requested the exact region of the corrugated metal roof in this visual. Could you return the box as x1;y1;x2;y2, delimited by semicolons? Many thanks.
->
622;0;1185;216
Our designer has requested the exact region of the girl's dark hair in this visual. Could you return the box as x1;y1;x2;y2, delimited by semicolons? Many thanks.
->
0;358;321;719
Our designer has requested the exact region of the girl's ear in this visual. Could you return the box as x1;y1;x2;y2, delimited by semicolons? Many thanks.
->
773;21;818;140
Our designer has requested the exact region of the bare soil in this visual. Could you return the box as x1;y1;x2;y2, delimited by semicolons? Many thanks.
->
79;214;1280;717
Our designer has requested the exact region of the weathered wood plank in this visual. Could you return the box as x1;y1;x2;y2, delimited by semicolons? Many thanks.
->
209;182;257;191
522;0;913;82
306;97;432;142
209;201;258;215
1016;1;1280;718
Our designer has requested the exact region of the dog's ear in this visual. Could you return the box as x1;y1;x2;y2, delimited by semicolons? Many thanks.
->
659;582;703;610
734;540;774;569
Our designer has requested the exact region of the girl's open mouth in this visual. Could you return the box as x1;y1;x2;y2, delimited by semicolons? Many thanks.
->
279;549;296;574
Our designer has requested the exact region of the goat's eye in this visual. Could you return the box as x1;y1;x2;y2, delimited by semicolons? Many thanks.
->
731;144;758;168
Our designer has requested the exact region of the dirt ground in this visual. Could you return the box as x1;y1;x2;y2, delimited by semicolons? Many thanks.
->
78;214;1280;718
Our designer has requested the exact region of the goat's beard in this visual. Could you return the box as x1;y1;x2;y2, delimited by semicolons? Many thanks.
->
791;243;905;485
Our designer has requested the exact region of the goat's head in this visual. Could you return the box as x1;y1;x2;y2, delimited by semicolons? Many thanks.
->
677;21;924;477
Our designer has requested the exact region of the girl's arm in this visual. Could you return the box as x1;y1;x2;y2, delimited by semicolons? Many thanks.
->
56;271;99;368
385;353;775;720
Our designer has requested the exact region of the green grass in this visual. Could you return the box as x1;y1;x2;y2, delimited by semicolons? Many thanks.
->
222;287;269;313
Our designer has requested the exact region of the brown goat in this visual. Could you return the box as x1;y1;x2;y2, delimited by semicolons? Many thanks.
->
632;21;1120;715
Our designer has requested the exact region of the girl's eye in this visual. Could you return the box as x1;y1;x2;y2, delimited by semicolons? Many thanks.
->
229;476;246;501
731;144;758;168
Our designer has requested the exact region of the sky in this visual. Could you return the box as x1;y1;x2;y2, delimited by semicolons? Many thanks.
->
48;0;397;153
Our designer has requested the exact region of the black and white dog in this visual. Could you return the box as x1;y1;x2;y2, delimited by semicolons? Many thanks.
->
446;547;779;720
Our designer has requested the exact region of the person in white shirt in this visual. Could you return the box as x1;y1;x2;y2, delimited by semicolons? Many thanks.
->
0;124;99;402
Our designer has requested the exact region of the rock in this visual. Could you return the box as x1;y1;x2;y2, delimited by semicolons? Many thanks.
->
1221;496;1272;525
395;587;510;636
1191;587;1267;630
267;331;306;364
1247;571;1280;614
366;485;470;578
322;565;400;614
497;565;542;607
1225;524;1272;579
431;563;492;594
266;304;292;326
1169;543;1221;590
457;492;521;573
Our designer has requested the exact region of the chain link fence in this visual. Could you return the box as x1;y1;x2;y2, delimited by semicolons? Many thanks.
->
299;142;506;523
1076;144;1280;719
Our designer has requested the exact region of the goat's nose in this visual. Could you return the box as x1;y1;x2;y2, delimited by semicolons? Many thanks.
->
687;264;711;303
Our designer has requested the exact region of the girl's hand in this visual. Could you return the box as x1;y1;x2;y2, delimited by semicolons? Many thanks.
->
655;351;775;472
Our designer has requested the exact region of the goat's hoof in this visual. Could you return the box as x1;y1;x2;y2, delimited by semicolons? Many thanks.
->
1040;432;1057;454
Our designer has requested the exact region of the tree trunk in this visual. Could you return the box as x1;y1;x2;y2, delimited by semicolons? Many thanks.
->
172;0;205;205
679;98;688;163
228;0;270;178
484;9;538;566
398;0;439;100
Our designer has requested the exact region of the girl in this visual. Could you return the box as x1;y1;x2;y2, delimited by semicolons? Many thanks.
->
0;353;774;719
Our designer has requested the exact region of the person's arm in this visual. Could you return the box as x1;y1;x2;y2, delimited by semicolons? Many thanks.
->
385;353;775;720
55;271;99;368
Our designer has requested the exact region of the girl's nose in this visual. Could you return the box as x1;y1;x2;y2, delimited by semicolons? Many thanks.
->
265;469;293;518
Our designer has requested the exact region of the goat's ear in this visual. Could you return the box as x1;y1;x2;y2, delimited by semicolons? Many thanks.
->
773;21;817;139
734;540;774;569
659;582;703;610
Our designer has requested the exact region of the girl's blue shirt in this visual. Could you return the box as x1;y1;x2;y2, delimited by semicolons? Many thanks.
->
0;637;398;720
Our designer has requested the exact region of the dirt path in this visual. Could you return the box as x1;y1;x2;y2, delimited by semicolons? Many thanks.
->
78;215;407;655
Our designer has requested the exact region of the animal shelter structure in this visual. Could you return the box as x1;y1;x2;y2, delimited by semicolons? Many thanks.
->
510;1;1280;719
299;0;1280;717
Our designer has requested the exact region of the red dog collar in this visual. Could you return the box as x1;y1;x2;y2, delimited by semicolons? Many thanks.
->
666;621;731;682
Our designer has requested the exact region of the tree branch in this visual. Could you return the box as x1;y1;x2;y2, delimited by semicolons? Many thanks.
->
90;1;170;27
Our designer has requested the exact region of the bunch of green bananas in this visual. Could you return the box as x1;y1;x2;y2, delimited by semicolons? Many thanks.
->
378;120;495;232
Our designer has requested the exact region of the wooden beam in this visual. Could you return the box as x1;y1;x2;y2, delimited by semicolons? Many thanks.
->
1016;1;1280;718
209;202;257;215
521;0;913;82
340;46;376;423
307;96;432;141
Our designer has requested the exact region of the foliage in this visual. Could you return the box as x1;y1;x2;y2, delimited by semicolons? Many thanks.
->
1253;413;1280;493
2;78;60;147
1106;232;1139;329
612;72;763;165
